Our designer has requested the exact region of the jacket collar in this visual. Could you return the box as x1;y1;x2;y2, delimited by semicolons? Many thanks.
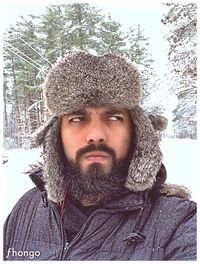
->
29;168;147;210
102;191;147;210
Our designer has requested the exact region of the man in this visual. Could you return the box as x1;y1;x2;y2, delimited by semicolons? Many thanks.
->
4;52;196;260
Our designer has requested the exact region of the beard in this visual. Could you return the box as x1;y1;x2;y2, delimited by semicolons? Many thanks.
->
60;143;132;206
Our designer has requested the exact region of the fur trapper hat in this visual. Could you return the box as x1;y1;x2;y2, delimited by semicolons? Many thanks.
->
43;52;142;115
32;52;169;203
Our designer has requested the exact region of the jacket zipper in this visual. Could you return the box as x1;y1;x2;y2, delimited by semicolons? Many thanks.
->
49;202;68;260
61;205;143;260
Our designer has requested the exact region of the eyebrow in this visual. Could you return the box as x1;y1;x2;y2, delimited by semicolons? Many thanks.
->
104;109;126;115
68;109;87;116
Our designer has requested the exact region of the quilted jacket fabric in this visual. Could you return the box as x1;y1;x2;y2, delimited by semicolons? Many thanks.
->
4;187;196;260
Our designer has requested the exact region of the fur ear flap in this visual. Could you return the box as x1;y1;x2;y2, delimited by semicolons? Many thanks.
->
31;116;58;147
148;113;168;131
125;107;163;192
160;183;191;200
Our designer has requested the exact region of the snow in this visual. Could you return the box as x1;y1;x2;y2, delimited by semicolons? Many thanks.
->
2;138;197;221
160;138;197;201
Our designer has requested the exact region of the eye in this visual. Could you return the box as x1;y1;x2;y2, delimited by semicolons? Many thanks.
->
69;116;86;123
108;115;124;121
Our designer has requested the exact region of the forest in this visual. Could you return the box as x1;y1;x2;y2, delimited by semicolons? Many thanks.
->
3;3;197;149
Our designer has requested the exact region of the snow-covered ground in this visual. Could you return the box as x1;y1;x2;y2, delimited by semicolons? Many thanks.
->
2;138;197;220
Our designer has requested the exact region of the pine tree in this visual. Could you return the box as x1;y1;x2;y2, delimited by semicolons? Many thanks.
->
162;3;197;138
39;5;67;62
125;25;156;106
3;72;10;139
63;3;103;52
4;15;44;147
97;13;126;54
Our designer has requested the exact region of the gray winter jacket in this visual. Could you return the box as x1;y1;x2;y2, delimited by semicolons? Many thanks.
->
4;180;196;261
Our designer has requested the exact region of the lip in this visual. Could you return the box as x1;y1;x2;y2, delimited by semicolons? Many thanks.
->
83;151;110;162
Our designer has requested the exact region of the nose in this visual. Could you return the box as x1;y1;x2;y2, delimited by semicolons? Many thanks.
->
86;120;107;144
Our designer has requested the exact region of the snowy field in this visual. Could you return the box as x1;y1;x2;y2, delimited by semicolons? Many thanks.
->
2;138;197;220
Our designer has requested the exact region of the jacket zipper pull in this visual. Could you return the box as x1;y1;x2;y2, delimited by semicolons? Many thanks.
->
41;191;48;207
64;241;70;253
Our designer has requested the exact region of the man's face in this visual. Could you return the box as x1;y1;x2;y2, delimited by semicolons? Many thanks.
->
60;106;133;175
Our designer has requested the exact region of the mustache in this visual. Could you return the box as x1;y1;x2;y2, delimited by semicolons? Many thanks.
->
75;144;116;163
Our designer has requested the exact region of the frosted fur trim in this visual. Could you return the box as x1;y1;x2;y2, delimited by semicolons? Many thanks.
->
125;107;162;192
160;183;191;200
42;117;66;202
31;116;57;148
43;52;142;116
31;116;57;147
148;113;168;131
